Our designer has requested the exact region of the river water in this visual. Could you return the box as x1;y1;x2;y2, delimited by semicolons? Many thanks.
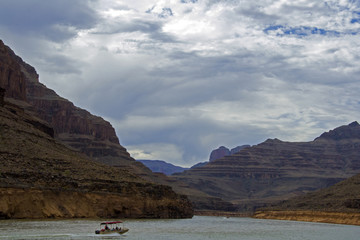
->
0;216;359;240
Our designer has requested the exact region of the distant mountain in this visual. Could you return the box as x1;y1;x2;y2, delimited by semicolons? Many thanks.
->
173;122;360;211
137;160;189;175
190;162;208;169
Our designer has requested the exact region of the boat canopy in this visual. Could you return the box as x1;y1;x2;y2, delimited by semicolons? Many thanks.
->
100;221;123;225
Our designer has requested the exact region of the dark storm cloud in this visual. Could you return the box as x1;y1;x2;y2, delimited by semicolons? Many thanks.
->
0;0;99;41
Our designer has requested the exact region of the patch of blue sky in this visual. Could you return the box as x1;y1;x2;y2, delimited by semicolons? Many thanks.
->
181;0;198;3
351;11;360;24
159;8;173;18
264;25;341;37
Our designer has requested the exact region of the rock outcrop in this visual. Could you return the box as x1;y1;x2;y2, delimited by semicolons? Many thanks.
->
0;40;26;101
19;56;132;162
173;122;360;211
209;146;230;162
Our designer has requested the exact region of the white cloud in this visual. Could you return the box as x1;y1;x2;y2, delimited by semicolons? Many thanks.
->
126;143;185;166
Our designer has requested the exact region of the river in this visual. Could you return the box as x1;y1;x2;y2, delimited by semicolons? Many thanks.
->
0;216;359;240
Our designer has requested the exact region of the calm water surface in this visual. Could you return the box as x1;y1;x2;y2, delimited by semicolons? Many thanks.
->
0;216;359;240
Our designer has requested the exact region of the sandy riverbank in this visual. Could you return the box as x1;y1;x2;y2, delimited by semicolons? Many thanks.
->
253;210;360;226
194;210;252;217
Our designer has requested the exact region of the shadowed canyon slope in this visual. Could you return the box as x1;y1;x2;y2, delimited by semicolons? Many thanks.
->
173;122;360;211
262;171;360;212
0;39;193;219
253;171;360;225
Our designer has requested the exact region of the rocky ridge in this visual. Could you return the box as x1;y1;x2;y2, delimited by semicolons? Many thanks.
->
173;122;360;211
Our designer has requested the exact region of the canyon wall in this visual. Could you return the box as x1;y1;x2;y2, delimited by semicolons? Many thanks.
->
0;39;193;219
173;122;360;211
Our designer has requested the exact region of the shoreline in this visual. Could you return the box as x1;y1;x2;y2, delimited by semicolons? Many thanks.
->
253;210;360;226
194;210;252;218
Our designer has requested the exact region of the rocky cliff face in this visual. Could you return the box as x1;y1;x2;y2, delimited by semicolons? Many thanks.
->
0;92;193;219
0;39;193;219
17;55;132;162
173;122;360;211
0;40;26;101
0;39;161;181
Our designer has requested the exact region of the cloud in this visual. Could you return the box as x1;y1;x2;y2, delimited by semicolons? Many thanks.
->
2;0;360;166
0;0;99;42
126;143;184;165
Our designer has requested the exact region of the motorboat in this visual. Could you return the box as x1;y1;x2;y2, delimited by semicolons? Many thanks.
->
95;221;129;235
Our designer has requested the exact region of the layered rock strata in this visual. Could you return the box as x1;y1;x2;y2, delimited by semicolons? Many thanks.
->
0;99;193;219
173;122;360;211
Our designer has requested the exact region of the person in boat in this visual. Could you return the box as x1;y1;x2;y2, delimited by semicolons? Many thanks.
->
105;225;109;230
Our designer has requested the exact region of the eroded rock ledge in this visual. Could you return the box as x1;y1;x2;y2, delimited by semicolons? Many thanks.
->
0;187;192;219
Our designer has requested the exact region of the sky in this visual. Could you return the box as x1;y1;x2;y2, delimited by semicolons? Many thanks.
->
1;0;360;167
